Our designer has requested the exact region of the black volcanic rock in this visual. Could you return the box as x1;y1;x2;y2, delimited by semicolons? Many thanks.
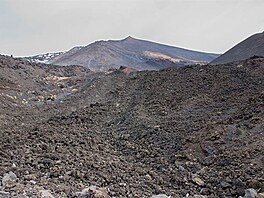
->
211;31;264;64
0;54;90;107
0;54;263;197
49;36;219;71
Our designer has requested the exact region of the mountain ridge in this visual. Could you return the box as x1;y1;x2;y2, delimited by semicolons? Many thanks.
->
47;36;219;71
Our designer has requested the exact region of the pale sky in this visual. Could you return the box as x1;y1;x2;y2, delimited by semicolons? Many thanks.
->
0;0;264;56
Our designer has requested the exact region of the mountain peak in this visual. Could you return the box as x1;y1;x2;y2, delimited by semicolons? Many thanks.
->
123;36;136;41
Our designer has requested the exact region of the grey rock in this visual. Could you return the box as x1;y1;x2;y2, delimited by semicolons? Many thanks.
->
178;165;185;172
244;188;258;198
150;194;171;198
24;174;37;181
2;171;17;188
256;193;264;198
192;175;205;186
38;189;54;198
220;180;231;188
76;186;110;198
0;191;10;198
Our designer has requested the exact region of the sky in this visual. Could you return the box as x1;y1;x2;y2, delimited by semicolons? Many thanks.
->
0;0;264;57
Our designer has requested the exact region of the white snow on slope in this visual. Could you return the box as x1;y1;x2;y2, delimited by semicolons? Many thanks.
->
24;52;63;64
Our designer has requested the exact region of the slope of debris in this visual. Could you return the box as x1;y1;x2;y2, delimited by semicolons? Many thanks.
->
0;55;263;197
0;55;90;107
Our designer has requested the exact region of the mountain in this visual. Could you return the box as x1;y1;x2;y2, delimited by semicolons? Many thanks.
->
211;31;264;64
24;52;63;64
49;36;219;71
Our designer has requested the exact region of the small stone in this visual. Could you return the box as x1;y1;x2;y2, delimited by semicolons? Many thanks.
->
220;180;231;189
190;195;208;198
244;188;258;198
14;183;25;192
0;191;10;198
192;175;205;186
145;174;152;180
178;165;185;172
65;171;71;175
76;186;110;198
150;194;171;198
257;193;264;198
234;178;246;195
119;183;126;187
29;180;37;185
33;185;44;191
200;142;217;155
24;174;37;181
248;179;264;190
38;189;54;198
196;167;206;176
2;171;17;188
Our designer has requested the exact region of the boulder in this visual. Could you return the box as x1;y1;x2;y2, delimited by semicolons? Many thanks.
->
257;193;264;198
192;175;205;186
244;188;258;198
38;189;54;198
2;171;17;188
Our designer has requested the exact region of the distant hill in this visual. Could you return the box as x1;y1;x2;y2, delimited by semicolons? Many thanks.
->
211;31;264;64
48;36;219;71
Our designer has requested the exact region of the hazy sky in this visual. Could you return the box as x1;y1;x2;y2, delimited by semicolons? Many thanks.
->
1;0;264;56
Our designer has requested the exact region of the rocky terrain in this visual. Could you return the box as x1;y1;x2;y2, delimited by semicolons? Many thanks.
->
211;31;264;64
0;55;263;198
48;36;219;71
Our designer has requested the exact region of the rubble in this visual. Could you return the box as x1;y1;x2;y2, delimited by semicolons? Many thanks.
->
0;55;263;197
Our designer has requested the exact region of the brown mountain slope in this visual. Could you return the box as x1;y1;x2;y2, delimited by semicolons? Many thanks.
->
49;36;219;71
211;31;264;64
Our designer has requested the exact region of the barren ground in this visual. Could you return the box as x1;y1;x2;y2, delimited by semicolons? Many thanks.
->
0;55;263;197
